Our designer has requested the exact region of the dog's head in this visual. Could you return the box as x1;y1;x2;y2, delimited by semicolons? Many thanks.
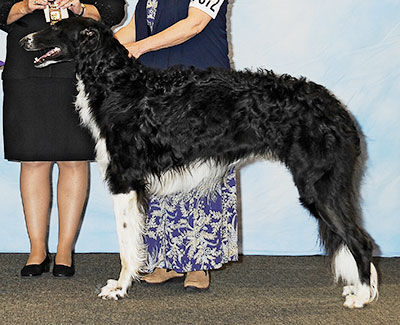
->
19;17;110;68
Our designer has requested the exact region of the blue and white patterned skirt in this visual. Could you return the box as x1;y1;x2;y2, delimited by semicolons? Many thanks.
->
143;169;238;273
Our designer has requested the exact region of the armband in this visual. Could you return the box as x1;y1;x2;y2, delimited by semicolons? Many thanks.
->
189;0;224;19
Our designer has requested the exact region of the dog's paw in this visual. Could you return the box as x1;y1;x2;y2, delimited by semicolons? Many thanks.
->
342;285;355;297
342;284;371;309
343;295;368;309
98;279;128;300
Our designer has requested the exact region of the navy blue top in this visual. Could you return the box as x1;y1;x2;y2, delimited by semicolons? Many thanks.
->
135;0;230;70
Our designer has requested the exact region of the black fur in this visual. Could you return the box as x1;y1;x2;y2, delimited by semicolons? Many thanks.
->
20;18;377;294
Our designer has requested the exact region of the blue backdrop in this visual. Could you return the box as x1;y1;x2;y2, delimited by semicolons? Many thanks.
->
0;0;399;256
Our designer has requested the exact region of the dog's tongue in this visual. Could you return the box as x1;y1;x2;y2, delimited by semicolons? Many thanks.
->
34;47;61;65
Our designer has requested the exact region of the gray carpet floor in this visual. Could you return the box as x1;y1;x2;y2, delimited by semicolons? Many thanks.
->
0;254;398;324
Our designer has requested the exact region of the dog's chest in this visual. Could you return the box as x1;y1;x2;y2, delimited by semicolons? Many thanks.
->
75;77;101;142
75;76;110;176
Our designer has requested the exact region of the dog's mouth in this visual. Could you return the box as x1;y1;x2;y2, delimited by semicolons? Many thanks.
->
34;47;62;66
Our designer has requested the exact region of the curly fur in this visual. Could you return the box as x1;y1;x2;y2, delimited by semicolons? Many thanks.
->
20;17;378;307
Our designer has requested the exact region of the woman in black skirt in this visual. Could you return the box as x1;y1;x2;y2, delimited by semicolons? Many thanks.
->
0;0;125;277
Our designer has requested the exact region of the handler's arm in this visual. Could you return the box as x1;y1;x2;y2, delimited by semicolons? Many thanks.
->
78;4;100;20
114;13;136;44
7;0;46;25
118;7;212;59
56;0;100;21
7;0;100;25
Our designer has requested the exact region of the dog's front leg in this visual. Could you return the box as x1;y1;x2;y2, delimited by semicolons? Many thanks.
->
98;191;146;300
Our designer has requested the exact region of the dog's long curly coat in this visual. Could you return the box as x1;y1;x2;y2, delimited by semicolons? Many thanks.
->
20;17;378;308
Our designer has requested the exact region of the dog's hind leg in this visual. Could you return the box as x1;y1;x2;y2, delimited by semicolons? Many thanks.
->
333;243;378;308
302;197;378;308
98;191;146;300
296;161;378;308
315;203;378;306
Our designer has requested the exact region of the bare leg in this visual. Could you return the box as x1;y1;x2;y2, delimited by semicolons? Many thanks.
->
20;162;52;265
55;161;89;266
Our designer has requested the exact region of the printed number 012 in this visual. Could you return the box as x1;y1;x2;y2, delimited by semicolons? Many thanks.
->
196;0;221;12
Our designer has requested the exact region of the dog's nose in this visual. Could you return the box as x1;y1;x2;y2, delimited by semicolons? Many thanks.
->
19;34;34;49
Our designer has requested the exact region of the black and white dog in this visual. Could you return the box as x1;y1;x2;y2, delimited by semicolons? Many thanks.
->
20;17;378;308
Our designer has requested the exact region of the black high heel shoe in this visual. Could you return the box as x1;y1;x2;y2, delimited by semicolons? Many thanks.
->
53;264;75;277
53;254;75;277
20;254;51;277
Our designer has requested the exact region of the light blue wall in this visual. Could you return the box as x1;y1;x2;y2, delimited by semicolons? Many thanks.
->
0;0;399;256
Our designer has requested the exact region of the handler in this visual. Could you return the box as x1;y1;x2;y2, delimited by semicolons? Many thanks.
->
0;0;125;277
115;0;238;290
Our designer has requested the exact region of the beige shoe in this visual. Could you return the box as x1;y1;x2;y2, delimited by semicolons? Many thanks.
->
142;268;184;284
184;270;210;291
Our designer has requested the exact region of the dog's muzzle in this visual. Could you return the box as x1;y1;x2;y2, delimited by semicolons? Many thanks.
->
19;33;36;50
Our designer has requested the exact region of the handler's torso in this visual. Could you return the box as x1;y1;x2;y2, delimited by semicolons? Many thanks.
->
135;0;230;70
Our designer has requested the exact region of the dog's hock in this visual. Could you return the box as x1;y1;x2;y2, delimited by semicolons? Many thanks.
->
334;245;379;308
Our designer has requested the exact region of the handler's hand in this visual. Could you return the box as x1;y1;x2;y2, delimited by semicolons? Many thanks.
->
123;42;143;59
56;0;84;15
22;0;47;14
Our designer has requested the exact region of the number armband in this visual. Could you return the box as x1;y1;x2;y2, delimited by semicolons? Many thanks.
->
189;0;224;19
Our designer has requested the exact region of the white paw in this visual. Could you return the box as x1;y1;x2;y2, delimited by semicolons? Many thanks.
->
98;279;128;300
343;284;371;309
344;295;367;309
342;285;355;297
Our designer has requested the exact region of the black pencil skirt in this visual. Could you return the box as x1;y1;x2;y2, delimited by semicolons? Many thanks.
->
2;78;95;161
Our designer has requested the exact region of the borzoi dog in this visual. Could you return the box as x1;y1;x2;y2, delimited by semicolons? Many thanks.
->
20;17;378;308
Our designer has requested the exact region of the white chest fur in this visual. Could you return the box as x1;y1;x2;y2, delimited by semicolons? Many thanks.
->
75;77;110;177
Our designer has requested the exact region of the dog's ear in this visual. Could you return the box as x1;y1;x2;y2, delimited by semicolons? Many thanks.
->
79;27;100;54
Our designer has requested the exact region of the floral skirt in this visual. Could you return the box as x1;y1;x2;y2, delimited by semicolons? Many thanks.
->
143;169;238;273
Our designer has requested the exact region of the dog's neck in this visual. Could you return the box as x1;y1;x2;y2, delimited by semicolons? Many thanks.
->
75;36;148;104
